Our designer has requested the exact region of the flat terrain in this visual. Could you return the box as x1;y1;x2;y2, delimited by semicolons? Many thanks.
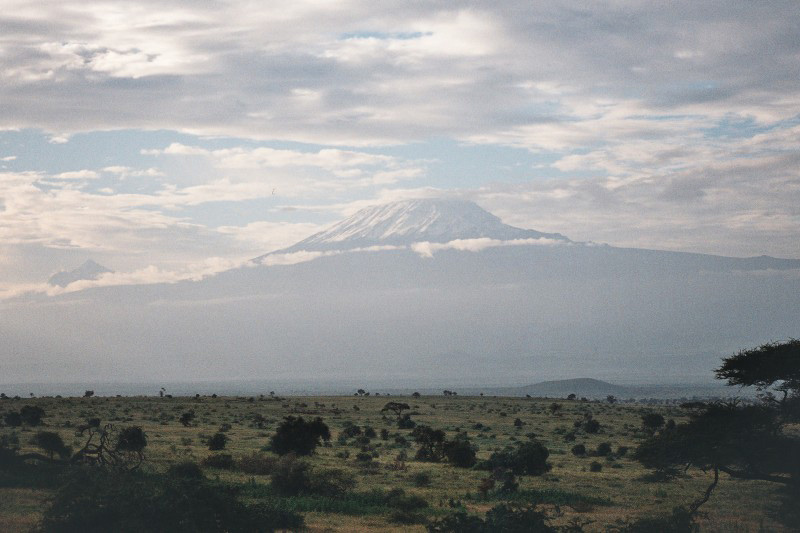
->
0;393;792;531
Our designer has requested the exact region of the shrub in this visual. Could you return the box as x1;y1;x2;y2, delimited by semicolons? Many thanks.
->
589;461;602;472
339;423;361;439
40;467;303;532
167;461;204;479
443;435;477;468
269;454;354;496
596;442;612;456
270;454;311;495
412;425;446;462
484;504;555;532
116;426;147;454
202;454;235;470
386;488;428;524
618;506;698;532
3;411;22;427
427;504;556;532
411;471;432;487
571;444;586;456
270;416;330;456
179;411;194;427
486;440;551;476
398;414;416;429
33;431;70;459
307;467;356;497
20;405;46;426
236;452;277;475
426;510;485;532
207;432;227;451
583;418;600;434
642;412;665;433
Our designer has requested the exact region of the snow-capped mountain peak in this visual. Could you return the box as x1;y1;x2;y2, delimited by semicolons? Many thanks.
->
48;259;113;287
273;198;569;254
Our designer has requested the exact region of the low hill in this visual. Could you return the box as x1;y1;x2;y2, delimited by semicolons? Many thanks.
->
498;378;633;398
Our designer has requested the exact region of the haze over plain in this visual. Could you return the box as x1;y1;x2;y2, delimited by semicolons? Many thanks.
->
1;2;799;386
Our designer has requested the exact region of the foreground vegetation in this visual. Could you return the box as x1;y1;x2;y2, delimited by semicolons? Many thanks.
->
1;342;798;531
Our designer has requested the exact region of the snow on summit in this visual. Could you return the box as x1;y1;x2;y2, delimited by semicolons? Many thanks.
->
279;199;569;253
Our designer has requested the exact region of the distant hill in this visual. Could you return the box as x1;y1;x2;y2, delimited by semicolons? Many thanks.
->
495;378;633;398
475;378;748;400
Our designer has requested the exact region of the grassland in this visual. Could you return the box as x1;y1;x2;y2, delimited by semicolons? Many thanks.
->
0;393;792;532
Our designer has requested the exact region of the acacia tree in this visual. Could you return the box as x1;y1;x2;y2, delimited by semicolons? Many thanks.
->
635;339;800;514
71;423;147;470
381;401;410;421
716;339;800;419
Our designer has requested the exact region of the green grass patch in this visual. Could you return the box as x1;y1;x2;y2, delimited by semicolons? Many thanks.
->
473;488;612;507
241;484;392;515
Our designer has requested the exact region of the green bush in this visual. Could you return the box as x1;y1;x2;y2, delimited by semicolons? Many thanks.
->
270;454;355;497
411;471;432;487
427;503;556;532
596;442;612;457
236;452;277;475
443;434;477;468
618;506;698;532
484;440;551;476
207;432;227;451
166;461;204;479
33;431;71;459
39;468;303;532
3;411;22;427
270;416;330;456
202;454;235;470
20;405;46;426
270;454;311;495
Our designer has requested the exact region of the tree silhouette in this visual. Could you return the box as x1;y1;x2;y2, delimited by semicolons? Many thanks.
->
381;401;410;421
270;416;330;456
635;339;800;515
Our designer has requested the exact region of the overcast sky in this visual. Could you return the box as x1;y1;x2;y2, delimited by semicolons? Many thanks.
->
2;1;799;295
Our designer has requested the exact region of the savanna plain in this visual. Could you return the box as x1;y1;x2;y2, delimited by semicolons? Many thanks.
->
1;389;795;532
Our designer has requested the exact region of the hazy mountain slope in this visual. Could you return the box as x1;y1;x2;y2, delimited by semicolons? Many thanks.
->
6;199;799;385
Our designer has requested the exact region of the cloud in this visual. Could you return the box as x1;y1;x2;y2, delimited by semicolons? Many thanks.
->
1;2;796;147
53;170;100;180
411;237;566;258
0;1;799;294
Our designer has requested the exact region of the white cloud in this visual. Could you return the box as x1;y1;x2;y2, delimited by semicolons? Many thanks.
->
411;237;566;258
54;170;99;180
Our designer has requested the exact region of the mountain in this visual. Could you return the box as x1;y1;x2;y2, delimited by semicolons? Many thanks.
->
6;198;799;386
48;259;113;287
263;198;568;257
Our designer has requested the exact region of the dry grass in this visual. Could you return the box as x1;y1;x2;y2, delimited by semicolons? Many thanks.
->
0;394;791;532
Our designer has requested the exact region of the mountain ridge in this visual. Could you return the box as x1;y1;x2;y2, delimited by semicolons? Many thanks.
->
259;198;569;259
